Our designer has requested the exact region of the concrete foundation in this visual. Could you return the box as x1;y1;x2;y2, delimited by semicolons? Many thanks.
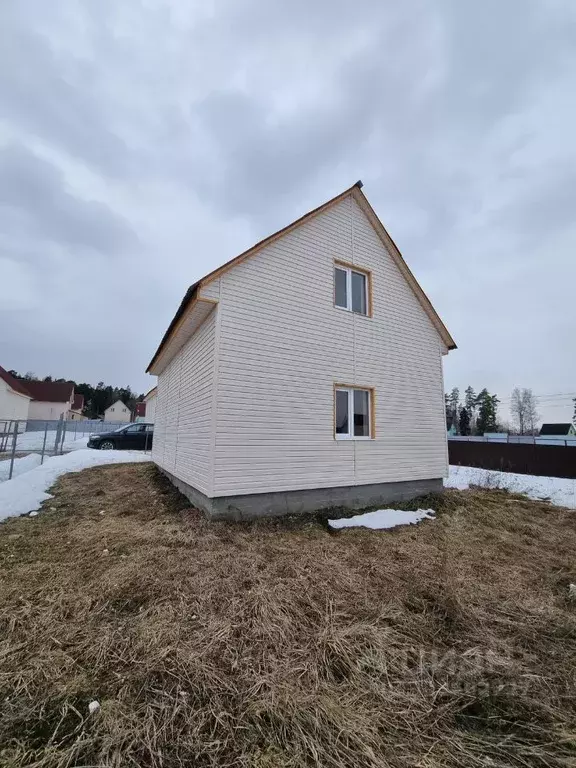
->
159;469;444;521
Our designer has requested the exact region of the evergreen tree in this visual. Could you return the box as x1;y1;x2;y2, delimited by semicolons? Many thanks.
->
444;393;453;431
459;407;471;436
464;386;477;431
476;389;499;434
573;397;576;428
447;388;460;433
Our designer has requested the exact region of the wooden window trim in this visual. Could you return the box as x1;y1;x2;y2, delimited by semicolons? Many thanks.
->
333;383;376;440
334;260;373;317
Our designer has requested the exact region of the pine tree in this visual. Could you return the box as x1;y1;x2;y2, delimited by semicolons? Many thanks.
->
459;407;471;436
476;389;499;434
448;388;460;433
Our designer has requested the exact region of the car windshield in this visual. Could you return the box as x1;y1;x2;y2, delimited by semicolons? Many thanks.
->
113;425;128;432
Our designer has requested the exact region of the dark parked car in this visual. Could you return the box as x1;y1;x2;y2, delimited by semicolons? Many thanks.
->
88;423;153;451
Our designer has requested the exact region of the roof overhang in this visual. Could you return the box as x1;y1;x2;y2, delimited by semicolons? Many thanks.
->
147;295;218;375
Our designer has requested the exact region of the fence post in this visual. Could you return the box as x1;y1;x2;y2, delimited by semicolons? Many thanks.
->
60;421;67;455
40;422;48;465
8;421;18;480
54;415;63;456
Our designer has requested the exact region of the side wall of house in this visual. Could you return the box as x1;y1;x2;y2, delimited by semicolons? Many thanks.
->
152;308;216;497
206;195;448;498
28;400;70;421
146;394;157;424
0;380;30;421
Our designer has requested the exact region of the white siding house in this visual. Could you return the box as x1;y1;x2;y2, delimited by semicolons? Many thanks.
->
144;386;157;424
148;182;456;519
0;367;32;424
104;399;131;422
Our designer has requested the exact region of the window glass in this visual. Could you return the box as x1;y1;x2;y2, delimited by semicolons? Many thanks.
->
351;271;367;315
334;267;348;308
353;389;370;437
335;389;349;434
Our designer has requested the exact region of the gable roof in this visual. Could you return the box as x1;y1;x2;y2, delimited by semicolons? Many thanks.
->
17;379;74;403
0;366;32;398
539;423;574;436
105;399;128;410
147;181;456;372
144;386;157;400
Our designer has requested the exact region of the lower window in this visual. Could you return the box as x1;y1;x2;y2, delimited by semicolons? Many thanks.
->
335;386;373;439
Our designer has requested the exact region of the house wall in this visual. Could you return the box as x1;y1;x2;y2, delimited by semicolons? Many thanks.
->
0;379;31;421
202;195;447;498
152;308;216;496
145;393;157;424
28;400;70;421
104;401;131;422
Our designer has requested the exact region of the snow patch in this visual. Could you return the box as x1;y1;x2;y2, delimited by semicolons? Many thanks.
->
0;453;42;482
329;508;435;530
0;449;151;523
446;465;576;509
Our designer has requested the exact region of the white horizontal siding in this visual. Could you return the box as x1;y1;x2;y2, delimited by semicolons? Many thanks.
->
152;308;216;496
210;195;447;497
199;278;220;301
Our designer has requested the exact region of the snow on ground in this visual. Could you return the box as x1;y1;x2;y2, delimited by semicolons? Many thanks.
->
0;453;42;483
329;508;435;530
446;465;576;509
13;430;88;453
0;449;151;523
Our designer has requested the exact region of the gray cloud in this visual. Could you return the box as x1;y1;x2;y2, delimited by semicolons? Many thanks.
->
0;143;136;255
0;0;574;422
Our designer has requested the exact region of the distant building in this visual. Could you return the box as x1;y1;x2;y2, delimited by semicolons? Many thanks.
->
104;399;131;422
133;402;146;422
539;423;575;438
20;380;75;421
68;393;85;420
0;366;32;424
143;386;157;424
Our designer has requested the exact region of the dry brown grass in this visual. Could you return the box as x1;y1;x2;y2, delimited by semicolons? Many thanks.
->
0;463;575;768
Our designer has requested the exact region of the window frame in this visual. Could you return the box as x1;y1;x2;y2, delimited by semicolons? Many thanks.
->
333;260;372;317
334;384;375;440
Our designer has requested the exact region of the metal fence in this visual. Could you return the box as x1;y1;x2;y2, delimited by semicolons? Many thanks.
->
0;417;138;481
449;435;576;447
449;440;576;480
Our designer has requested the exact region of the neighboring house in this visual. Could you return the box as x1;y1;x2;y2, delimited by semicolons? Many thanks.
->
147;181;456;520
539;423;575;438
22;380;75;421
68;393;85;420
133;402;146;422
144;386;157;424
104;399;131;422
0;366;32;425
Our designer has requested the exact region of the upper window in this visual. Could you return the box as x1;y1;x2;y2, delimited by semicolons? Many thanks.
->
334;264;369;315
335;386;373;440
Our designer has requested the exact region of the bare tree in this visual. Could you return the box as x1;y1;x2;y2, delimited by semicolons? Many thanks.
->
510;387;540;435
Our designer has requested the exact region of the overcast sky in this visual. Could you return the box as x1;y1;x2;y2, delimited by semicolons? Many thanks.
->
1;0;575;424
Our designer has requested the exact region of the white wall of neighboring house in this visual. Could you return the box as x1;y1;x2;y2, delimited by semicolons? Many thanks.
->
104;400;131;422
0;378;31;421
145;390;157;423
152;191;449;500
28;400;71;421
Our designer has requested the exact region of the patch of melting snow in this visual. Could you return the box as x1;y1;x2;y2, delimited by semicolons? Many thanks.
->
328;508;436;530
446;465;576;509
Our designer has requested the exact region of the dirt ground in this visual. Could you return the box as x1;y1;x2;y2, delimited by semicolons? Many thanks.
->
0;462;575;768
